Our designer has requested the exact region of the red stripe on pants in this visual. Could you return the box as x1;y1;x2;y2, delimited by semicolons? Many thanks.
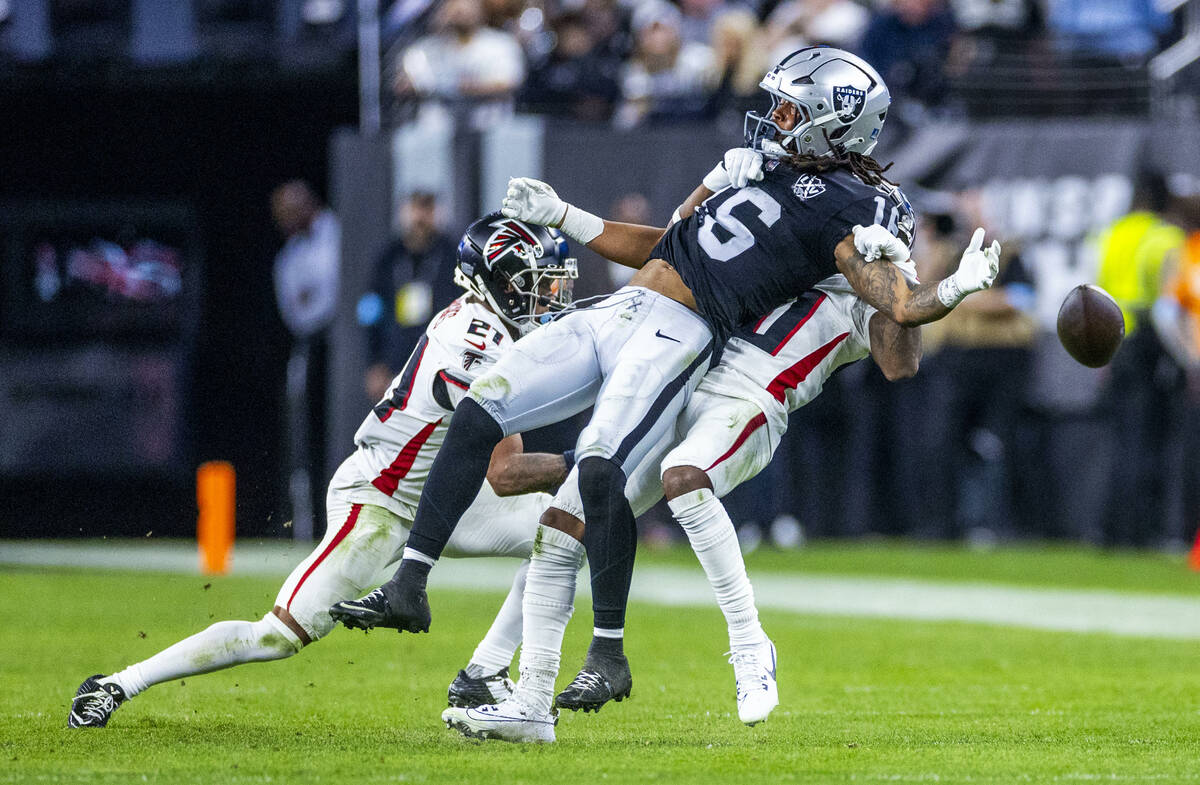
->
370;418;443;497
286;503;362;610
766;332;849;402
770;294;826;355
705;412;769;472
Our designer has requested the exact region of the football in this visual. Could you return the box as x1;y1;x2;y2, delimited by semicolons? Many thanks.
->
1056;284;1125;368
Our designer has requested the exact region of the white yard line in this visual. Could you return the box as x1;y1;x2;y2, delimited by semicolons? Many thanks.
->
5;540;1200;640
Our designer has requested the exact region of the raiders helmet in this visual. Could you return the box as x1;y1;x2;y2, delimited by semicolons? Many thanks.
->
744;47;891;159
455;212;578;334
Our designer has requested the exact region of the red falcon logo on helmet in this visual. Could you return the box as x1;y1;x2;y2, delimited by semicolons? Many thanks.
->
484;219;544;265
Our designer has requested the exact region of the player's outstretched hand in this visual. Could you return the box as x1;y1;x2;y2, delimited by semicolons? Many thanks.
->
936;228;1001;308
953;227;1001;295
703;148;765;192
852;224;910;263
502;177;567;227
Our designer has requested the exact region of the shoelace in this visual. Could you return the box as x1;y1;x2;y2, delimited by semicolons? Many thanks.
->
726;650;768;700
564;670;605;693
360;588;385;605
77;690;115;723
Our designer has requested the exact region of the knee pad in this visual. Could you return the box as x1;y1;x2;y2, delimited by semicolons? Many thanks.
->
256;613;305;658
578;456;627;509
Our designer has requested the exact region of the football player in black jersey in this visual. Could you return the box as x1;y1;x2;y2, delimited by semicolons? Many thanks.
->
488;47;1000;708
330;48;999;733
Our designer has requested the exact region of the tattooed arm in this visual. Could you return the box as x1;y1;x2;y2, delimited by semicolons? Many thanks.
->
486;434;571;496
867;311;922;381
835;227;1001;328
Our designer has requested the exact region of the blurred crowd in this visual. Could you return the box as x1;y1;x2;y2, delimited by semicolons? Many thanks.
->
384;0;1180;129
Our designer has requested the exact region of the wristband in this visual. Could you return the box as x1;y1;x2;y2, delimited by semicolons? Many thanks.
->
562;449;576;473
936;276;965;308
559;204;604;245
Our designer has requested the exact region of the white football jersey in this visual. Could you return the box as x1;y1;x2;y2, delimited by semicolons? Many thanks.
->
346;296;513;516
699;275;875;437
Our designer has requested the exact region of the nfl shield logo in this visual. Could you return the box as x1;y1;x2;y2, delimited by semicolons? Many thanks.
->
833;85;866;123
792;174;826;201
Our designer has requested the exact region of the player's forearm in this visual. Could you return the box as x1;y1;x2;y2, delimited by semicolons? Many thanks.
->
487;452;570;496
835;238;952;327
587;221;668;269
675;185;714;222
868;312;922;381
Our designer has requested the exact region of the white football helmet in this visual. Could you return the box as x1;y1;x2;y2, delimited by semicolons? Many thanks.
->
744;47;891;159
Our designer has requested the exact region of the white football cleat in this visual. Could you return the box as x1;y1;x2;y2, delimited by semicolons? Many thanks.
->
728;637;778;725
441;700;557;743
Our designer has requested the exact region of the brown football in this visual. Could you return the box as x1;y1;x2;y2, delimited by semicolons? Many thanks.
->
1056;284;1125;368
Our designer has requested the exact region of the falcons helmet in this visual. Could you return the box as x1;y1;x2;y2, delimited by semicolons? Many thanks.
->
455;212;578;334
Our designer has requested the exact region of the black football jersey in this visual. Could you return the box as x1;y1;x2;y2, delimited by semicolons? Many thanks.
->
652;160;915;348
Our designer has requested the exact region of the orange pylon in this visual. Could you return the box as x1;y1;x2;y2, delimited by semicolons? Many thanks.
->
197;461;236;575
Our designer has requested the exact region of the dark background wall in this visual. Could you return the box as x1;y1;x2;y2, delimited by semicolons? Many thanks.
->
0;68;357;537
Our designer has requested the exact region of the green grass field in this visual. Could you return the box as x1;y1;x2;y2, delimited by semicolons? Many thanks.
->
4;544;1200;784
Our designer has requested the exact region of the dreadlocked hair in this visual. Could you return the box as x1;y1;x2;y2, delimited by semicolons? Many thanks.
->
784;150;896;187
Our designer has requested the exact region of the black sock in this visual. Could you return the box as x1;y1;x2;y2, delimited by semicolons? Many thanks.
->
578;456;637;633
404;398;503;560
587;635;624;661
383;557;430;598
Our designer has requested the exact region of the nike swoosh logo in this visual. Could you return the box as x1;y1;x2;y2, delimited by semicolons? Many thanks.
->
655;330;680;343
464;339;486;351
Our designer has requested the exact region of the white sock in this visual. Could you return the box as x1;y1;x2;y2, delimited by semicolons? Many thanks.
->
669;488;765;649
512;525;584;716
467;560;528;676
101;613;303;698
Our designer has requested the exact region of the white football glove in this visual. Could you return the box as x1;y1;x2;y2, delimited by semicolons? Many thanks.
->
937;227;1001;308
501;177;603;244
851;223;919;286
702;147;765;192
502;177;566;226
852;223;910;263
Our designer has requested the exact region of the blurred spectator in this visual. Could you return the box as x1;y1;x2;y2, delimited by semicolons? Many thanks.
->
896;196;1036;541
272;180;341;345
859;0;957;109
605;192;653;288
360;191;458;403
1095;171;1186;546
765;0;869;64
392;0;526;129
708;8;770;119
615;0;716;128
481;0;523;29
679;0;746;46
271;180;341;540
950;0;1038;38
1153;196;1200;547
522;11;623;120
591;0;636;57
1045;0;1171;61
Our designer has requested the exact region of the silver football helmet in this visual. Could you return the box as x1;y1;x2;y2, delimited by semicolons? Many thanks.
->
744;47;891;159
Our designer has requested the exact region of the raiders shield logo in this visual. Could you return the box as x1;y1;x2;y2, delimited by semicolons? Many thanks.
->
833;85;866;123
792;174;826;201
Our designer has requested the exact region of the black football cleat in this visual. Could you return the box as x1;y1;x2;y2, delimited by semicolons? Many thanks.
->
447;667;515;708
329;582;430;633
554;655;632;713
67;675;126;728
